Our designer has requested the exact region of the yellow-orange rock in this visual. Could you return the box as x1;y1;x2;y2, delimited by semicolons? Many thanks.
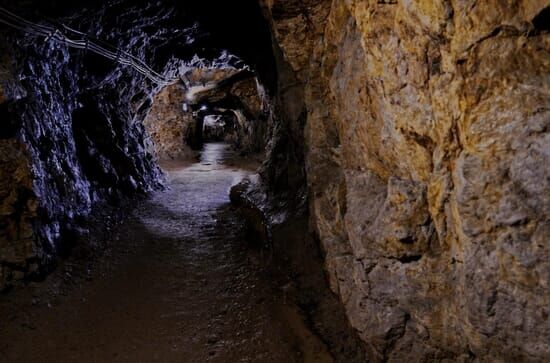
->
262;0;550;360
143;83;198;162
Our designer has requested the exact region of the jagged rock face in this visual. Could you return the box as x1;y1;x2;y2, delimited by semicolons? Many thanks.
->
143;83;197;162
230;78;263;118
228;77;268;153
0;0;277;289
262;0;550;361
0;0;189;288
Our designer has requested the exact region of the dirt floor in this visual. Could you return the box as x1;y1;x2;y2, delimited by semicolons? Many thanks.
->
0;143;333;363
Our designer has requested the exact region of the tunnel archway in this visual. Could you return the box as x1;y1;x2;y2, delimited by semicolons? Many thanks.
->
142;65;268;170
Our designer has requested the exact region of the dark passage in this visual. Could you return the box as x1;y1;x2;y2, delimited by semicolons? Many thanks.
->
0;143;331;362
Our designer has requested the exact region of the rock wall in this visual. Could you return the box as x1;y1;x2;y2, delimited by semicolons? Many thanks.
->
229;77;269;153
0;1;183;289
261;0;550;361
143;82;198;162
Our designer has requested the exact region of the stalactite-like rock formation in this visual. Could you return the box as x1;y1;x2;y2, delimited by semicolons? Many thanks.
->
260;0;550;361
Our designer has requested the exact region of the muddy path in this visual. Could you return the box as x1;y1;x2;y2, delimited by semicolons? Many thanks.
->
0;143;332;362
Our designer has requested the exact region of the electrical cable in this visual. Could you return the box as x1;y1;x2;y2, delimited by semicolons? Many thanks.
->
0;6;178;86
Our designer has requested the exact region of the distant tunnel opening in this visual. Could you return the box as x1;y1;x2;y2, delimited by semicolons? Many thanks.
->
143;67;268;170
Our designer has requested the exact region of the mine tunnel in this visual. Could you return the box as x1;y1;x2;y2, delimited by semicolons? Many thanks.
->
0;0;549;362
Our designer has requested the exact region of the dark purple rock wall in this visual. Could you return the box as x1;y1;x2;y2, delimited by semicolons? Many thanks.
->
0;1;178;288
0;0;278;290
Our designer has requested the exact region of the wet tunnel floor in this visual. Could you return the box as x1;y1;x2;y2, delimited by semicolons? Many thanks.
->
0;143;332;362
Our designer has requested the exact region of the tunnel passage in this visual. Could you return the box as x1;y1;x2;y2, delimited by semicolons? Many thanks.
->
143;67;268;166
1;0;549;362
0;2;339;361
0;0;278;288
201;112;239;144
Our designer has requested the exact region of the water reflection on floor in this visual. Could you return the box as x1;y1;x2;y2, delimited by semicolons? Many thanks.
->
0;143;332;363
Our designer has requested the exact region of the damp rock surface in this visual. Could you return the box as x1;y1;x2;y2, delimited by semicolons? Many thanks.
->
0;143;332;362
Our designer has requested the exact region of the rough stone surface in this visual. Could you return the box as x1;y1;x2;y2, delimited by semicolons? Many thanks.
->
228;77;269;153
262;0;550;361
0;1;180;288
143;82;197;162
230;78;264;118
0;140;37;287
